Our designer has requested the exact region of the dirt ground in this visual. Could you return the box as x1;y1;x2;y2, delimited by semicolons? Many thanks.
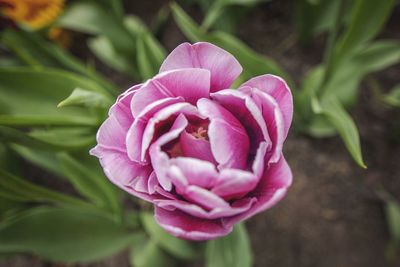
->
1;1;400;267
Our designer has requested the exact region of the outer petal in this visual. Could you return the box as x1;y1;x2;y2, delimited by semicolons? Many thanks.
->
239;74;293;137
197;98;250;170
247;88;285;164
160;42;242;92
89;146;153;202
222;155;293;228
155;207;232;241
131;68;211;117
95;115;126;153
109;83;141;130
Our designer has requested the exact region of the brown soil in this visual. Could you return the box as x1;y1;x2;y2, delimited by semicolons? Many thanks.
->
1;1;400;267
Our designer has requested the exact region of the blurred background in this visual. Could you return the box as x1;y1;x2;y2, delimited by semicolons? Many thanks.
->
0;0;399;266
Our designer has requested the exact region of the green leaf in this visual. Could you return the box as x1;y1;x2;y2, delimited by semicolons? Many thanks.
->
383;85;400;107
124;16;166;80
1;29;116;94
0;170;92;208
0;126;94;151
0;207;135;262
140;213;201;260
130;236;177;267
206;223;252;267
58;153;120;214
312;96;366;168
88;35;136;76
11;145;62;176
170;3;292;85
0;68;104;127
386;200;400;242
58;88;113;109
57;1;134;55
332;0;395;68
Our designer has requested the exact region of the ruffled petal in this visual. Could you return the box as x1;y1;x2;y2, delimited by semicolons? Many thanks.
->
160;42;242;92
141;103;200;162
95;115;126;153
239;74;293;138
131;68;211;117
89;146;153;202
126;97;183;163
155;207;232;241
109;83;141;131
245;87;285;164
197;98;249;170
179;130;217;164
222;155;292;228
211;89;271;154
149;114;189;191
171;157;218;189
212;169;258;200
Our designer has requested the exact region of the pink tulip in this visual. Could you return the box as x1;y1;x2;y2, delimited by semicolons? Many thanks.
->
91;42;293;240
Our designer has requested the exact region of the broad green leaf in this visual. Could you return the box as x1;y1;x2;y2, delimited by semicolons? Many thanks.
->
58;153;119;214
88;35;136;76
1;29;116;94
125;16;166;80
206;223;252;267
296;0;341;44
130;236;176;267
386;200;400;242
312;96;366;168
324;40;400;106
383;85;400;107
170;2;208;41
58;1;134;55
0;126;71;151
0;207;135;262
0;170;92;208
332;0;395;68
140;213;201;260
11;145;62;176
58;88;113;108
0;68;104;127
0;126;94;151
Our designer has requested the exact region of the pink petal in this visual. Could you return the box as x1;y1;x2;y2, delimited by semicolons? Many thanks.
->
240;74;293;137
95;115;126;153
160;42;242;92
222;155;293;228
197;98;249;170
155;207;232;241
89;146;154;202
141;103;200;162
212;169;259;200
149;114;189;191
154;197;255;220
126;97;183;163
179;130;217;164
247;88;285;164
169;157;219;188
211;89;271;153
109;84;141;131
131;69;211;117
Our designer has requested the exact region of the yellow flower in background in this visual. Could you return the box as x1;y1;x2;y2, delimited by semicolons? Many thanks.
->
48;26;72;48
0;0;64;30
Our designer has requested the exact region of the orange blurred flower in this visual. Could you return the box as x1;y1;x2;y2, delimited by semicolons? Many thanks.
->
0;0;64;30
